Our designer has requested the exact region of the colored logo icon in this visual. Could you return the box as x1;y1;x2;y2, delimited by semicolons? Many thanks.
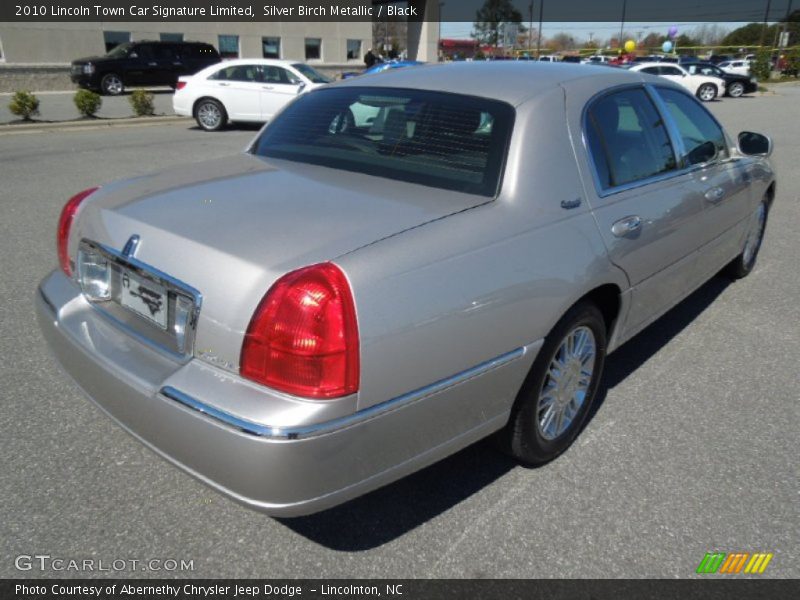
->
696;552;774;574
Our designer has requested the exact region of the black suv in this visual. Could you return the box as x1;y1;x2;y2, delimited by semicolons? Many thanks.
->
71;41;220;95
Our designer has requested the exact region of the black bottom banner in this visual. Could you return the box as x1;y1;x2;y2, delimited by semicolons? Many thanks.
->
2;579;799;600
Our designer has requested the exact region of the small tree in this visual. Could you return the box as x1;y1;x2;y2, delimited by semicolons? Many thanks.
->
751;48;773;81
73;89;102;118
472;0;525;48
9;90;40;121
129;89;155;116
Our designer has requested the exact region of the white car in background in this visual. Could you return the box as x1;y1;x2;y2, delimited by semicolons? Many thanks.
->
582;55;611;65
719;60;753;77
173;59;332;131
629;63;725;102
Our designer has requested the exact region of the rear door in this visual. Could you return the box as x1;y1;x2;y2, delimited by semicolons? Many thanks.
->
572;85;708;337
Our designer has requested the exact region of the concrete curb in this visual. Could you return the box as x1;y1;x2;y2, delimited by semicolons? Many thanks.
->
0;115;191;135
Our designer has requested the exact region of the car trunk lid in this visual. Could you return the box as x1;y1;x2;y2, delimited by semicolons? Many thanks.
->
73;153;489;373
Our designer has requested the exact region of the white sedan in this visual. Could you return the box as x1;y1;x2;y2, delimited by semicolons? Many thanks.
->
173;59;332;131
629;62;725;102
719;60;753;77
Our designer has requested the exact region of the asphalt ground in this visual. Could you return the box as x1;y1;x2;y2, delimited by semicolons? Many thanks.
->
0;86;798;579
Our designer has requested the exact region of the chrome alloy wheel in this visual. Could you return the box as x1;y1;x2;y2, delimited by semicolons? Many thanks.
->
103;74;123;95
698;84;717;102
197;102;222;130
742;202;767;268
728;82;745;98
536;326;597;440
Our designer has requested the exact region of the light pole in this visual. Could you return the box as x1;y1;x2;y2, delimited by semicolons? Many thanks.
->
536;0;544;58
528;1;534;55
619;0;627;53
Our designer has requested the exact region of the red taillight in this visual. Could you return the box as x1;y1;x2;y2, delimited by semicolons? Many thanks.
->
241;263;360;399
176;81;187;90
57;187;98;277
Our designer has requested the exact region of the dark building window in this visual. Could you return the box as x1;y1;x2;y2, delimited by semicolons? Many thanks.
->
160;33;184;42
262;37;281;59
305;38;322;60
346;39;361;60
103;31;131;52
218;35;240;59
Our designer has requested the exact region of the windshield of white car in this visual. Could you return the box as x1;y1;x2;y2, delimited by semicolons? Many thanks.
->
291;63;332;84
252;87;515;197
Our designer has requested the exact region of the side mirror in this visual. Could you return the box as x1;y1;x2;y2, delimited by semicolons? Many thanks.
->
738;131;772;157
296;82;307;94
129;51;138;59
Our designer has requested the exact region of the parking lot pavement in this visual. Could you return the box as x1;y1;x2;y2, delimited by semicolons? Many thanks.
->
0;89;176;123
0;86;798;579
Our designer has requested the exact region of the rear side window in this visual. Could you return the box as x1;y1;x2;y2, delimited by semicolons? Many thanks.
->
252;87;515;197
210;65;262;83
654;87;729;165
585;88;677;189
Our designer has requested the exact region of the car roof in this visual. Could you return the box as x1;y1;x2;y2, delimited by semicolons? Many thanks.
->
333;62;657;106
208;58;298;68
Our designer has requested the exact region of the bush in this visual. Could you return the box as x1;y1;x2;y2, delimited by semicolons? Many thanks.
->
129;89;155;116
8;90;40;121
73;89;102;118
751;49;772;81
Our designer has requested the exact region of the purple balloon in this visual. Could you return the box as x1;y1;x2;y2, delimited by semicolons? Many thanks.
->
668;26;678;39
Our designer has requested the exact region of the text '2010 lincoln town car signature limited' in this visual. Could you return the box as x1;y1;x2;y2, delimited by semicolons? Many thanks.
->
37;63;775;516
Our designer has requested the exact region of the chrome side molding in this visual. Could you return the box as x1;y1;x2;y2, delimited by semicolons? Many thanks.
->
160;346;526;440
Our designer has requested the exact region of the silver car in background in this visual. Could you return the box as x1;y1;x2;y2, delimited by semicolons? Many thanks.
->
37;63;775;516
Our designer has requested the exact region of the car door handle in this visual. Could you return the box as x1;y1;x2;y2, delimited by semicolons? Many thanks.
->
148;62;158;66
704;186;725;203
262;85;274;90
217;82;230;87
611;215;642;237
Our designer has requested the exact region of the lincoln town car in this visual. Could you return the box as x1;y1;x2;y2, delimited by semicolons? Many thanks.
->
37;63;775;516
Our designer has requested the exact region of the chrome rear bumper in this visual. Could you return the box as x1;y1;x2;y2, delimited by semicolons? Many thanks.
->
36;270;536;516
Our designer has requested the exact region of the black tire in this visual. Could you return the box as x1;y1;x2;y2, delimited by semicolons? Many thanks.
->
696;83;717;102
194;98;227;132
100;73;124;96
499;302;607;466
727;81;745;98
726;198;768;279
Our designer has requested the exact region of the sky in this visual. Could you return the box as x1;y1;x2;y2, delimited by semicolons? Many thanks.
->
440;21;753;44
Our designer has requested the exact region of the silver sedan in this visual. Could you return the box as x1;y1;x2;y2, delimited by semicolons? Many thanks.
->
37;63;775;516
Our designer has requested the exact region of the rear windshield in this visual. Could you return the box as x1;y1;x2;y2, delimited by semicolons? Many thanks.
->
251;86;515;197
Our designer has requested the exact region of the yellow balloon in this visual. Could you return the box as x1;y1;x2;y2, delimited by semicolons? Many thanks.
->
624;40;636;53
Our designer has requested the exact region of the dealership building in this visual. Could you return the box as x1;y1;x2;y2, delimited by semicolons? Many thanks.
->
0;1;439;91
0;21;375;65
